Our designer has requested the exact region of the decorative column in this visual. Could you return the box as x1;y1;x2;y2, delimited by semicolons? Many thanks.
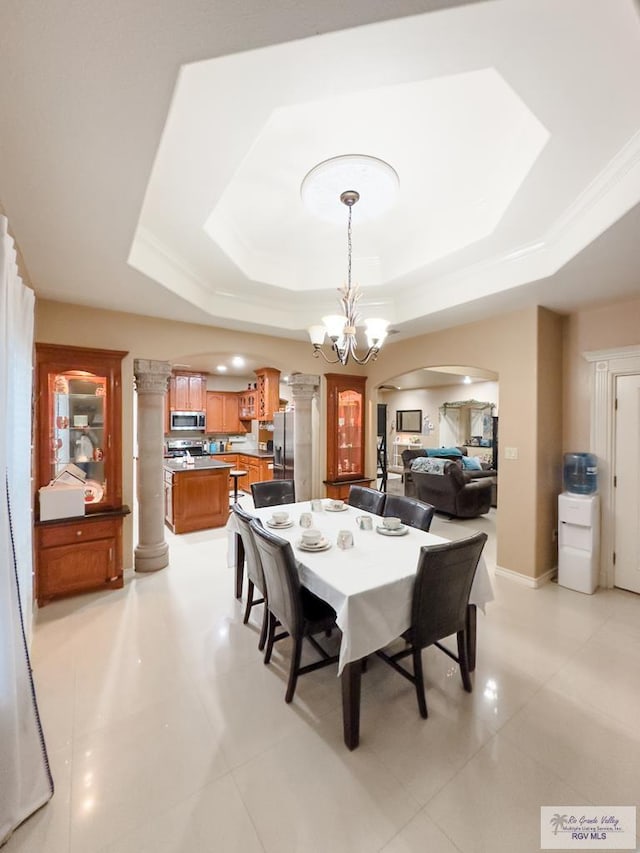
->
288;374;320;501
133;359;171;572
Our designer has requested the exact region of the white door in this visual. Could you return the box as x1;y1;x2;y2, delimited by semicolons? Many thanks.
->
613;374;640;593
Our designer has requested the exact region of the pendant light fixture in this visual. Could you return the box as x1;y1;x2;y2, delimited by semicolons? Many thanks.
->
302;155;397;366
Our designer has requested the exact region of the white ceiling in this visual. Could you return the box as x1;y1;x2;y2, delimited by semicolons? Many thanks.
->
1;0;639;343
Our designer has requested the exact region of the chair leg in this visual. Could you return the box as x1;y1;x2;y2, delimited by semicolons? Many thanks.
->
285;637;303;703
457;630;473;692
412;648;428;719
258;605;269;651
264;612;277;664
243;580;254;625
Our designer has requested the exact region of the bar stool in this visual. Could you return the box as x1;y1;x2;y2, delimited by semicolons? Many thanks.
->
229;469;247;505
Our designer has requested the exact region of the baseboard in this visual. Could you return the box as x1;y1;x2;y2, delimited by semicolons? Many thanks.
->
494;564;556;589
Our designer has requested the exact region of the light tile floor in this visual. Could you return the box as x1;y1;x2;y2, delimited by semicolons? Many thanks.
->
6;495;640;853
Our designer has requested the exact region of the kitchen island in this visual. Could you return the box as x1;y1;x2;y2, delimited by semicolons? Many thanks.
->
163;457;233;533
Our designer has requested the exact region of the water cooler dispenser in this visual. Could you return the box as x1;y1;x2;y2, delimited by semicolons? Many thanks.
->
558;453;599;594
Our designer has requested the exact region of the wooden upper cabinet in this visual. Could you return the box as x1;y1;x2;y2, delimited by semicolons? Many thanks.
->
169;372;206;411
325;373;367;483
206;391;224;432
255;367;281;420
206;391;245;433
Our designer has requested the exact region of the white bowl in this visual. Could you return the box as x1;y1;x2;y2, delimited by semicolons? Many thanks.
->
271;511;289;524
301;528;322;545
383;516;402;530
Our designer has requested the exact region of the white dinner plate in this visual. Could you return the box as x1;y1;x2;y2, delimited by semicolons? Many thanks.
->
325;504;348;512
376;524;408;537
297;538;331;552
84;480;104;504
266;519;294;529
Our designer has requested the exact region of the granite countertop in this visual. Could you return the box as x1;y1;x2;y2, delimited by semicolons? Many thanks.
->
164;458;233;473
207;449;274;459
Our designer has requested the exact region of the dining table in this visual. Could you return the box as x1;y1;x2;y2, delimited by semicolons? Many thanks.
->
227;499;493;749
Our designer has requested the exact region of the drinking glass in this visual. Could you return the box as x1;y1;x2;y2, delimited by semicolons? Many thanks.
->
357;516;373;530
337;530;354;550
311;499;323;511
299;512;313;528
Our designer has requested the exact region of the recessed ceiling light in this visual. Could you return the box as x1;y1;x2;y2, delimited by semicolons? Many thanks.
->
231;356;245;368
216;365;227;372
463;376;472;384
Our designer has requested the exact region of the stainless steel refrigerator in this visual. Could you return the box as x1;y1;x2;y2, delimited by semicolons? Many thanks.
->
273;411;294;480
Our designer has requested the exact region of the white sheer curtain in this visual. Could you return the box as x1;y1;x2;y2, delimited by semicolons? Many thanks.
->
0;215;52;844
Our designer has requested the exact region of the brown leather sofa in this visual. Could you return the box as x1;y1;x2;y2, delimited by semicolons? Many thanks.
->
410;463;493;518
402;448;497;507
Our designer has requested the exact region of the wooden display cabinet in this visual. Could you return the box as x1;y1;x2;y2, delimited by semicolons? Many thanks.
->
325;373;372;497
34;343;129;606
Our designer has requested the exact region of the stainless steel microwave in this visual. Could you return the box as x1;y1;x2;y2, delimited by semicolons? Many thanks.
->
170;411;206;431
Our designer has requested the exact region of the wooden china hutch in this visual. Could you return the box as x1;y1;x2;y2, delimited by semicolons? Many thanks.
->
34;344;130;606
324;373;374;499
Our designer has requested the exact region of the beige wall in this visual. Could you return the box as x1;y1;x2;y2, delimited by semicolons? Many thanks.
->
536;308;564;574
368;305;563;580
381;380;498;450
36;299;565;581
563;294;640;451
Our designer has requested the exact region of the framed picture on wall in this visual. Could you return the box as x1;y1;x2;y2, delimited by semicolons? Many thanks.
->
396;409;422;433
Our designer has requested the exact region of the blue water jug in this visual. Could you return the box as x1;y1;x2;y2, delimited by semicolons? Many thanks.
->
563;453;598;495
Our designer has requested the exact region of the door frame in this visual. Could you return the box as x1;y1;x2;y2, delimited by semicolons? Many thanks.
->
584;344;640;588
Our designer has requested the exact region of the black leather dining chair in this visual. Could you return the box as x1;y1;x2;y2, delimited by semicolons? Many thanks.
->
382;494;435;532
347;485;385;515
232;504;269;650
376;531;487;718
251;479;296;509
250;519;338;703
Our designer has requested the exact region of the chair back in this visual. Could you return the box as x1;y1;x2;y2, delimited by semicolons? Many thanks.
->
411;532;487;650
347;485;385;514
383;494;434;532
232;504;265;592
251;479;296;508
250;520;303;638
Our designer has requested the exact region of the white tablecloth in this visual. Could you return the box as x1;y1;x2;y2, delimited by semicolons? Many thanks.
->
227;500;493;674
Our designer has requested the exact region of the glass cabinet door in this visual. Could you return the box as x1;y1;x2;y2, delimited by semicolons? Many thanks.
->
325;373;367;482
48;370;108;505
336;389;362;476
36;344;126;514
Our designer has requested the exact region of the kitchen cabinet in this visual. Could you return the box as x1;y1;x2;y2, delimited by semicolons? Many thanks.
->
164;469;173;526
255;367;280;420
234;454;273;492
34;343;129;605
325;373;367;492
169;372;206;412
206;391;245;433
238;389;256;421
164;462;231;533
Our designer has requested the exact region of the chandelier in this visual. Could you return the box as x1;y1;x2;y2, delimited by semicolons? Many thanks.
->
303;155;396;366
